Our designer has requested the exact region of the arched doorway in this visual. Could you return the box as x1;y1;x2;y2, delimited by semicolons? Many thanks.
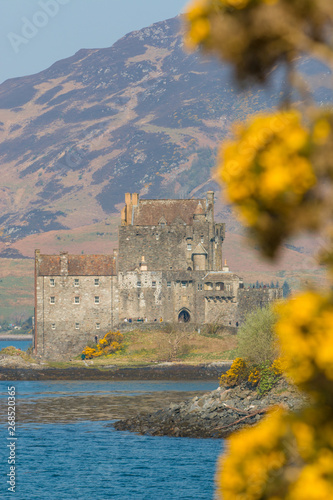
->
178;309;191;323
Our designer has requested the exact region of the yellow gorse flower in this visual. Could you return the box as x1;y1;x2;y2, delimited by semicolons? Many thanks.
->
82;331;124;359
217;111;317;255
220;357;247;386
221;111;315;208
275;292;333;392
217;409;288;500
185;2;333;498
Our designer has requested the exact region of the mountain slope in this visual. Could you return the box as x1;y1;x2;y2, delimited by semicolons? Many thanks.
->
0;16;330;269
0;16;288;244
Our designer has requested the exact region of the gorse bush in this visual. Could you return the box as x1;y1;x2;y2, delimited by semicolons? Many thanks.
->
220;357;283;395
237;305;277;365
219;357;247;387
82;331;124;359
185;1;333;498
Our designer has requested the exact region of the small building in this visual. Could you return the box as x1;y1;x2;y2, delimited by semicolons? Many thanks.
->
34;252;117;358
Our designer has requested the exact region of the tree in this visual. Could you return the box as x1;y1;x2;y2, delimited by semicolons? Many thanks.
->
282;280;291;298
185;1;333;499
237;306;277;365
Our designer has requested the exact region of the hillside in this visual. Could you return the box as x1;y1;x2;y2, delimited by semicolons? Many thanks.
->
0;15;330;320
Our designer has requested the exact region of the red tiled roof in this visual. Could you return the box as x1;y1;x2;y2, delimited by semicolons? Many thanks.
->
133;199;206;226
68;255;116;276
37;254;116;276
38;255;61;276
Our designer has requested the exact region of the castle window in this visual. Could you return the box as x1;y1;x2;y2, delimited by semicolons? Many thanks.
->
152;281;156;288
239;282;244;289
226;284;231;292
201;236;204;243
96;323;100;329
51;323;56;329
187;243;192;251
74;279;79;287
215;282;224;291
167;282;171;287
50;278;55;287
50;296;55;304
94;296;100;304
74;296;80;304
75;323;80;330
181;281;187;288
204;282;213;291
95;278;100;286
137;281;141;288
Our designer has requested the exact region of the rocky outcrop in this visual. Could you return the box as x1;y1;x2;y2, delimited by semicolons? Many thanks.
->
113;379;308;438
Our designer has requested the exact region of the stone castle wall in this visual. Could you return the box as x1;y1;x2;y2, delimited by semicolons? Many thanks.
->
118;220;224;273
34;192;282;359
237;287;283;324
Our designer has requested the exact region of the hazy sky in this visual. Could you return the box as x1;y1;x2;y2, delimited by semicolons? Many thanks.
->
0;0;188;84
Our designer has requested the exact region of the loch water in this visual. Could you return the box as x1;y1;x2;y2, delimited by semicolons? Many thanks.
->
0;380;223;499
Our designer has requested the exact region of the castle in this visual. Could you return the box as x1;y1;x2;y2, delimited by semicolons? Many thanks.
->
34;192;282;358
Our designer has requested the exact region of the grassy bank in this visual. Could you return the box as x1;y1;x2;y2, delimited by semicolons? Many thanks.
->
74;326;238;367
1;326;238;369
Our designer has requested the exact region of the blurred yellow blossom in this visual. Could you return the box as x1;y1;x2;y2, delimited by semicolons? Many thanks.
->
218;111;316;255
275;292;333;395
217;409;288;500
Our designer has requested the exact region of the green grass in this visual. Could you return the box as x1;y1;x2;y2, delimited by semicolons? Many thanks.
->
0;275;34;322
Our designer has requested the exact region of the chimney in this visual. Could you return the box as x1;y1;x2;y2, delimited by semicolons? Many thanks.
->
206;191;214;223
206;191;214;205
121;206;126;226
139;255;148;271
132;193;139;206
223;259;230;273
60;251;68;276
123;193;136;226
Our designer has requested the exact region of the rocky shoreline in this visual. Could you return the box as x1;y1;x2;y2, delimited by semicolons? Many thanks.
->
112;379;308;438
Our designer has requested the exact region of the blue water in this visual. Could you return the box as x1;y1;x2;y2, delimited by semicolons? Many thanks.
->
0;379;219;399
0;381;223;499
0;340;32;351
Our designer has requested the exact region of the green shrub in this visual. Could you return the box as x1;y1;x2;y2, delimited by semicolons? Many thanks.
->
237;305;277;365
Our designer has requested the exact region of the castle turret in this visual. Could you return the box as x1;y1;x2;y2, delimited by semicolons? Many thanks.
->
193;201;206;221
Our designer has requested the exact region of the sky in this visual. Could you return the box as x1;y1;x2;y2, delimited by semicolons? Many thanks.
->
0;0;188;84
